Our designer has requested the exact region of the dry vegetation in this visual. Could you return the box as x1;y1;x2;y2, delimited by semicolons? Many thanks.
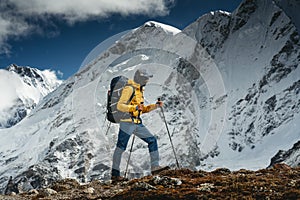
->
1;164;299;200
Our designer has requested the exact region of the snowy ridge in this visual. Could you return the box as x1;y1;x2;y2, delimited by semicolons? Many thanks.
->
0;0;299;193
269;140;300;167
7;64;62;96
274;0;300;34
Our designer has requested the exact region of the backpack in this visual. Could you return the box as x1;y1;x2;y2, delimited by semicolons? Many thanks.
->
106;75;135;123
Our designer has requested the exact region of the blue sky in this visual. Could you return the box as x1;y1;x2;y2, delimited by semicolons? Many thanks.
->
0;0;242;79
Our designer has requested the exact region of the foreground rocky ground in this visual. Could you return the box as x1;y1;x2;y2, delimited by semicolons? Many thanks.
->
1;164;299;200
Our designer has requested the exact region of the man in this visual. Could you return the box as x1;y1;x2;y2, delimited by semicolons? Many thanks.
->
111;69;167;182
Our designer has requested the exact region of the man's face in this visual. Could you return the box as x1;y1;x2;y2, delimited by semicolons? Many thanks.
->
140;77;149;86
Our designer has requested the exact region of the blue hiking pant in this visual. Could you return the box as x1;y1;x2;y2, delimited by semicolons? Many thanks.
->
111;122;159;177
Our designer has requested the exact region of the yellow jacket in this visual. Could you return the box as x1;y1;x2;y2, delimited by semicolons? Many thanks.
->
117;79;157;123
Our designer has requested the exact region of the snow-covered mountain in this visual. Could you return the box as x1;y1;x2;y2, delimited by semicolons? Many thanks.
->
183;0;300;169
0;0;299;193
0;64;62;128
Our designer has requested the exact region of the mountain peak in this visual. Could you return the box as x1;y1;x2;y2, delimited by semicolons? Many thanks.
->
143;21;181;35
6;64;42;80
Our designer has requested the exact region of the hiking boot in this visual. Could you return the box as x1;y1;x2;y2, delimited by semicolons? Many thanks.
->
111;176;128;184
151;166;170;175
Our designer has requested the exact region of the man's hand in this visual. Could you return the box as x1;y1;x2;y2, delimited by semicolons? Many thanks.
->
156;100;163;108
137;103;144;111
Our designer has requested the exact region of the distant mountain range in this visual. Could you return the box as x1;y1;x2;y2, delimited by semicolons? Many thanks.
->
0;64;62;128
0;0;299;193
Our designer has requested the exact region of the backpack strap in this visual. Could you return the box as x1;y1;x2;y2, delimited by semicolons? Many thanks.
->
127;85;135;104
127;85;135;119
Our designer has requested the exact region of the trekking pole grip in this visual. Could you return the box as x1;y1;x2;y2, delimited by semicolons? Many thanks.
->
157;98;164;112
137;102;143;118
157;98;161;106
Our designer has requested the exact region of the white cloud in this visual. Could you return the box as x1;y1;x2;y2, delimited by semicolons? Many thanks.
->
56;70;64;79
40;69;63;86
0;69;21;110
12;0;173;20
0;2;32;55
0;0;174;54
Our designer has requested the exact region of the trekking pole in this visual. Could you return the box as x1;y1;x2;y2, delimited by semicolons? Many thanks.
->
124;134;135;178
157;98;180;169
105;121;112;135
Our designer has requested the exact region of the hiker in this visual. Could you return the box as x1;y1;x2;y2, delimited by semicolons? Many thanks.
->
111;69;166;182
